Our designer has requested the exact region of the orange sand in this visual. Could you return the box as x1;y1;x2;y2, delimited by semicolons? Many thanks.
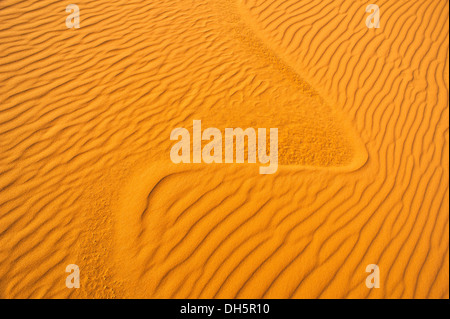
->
0;0;448;298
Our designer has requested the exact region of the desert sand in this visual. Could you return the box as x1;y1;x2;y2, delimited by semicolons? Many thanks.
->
0;0;448;298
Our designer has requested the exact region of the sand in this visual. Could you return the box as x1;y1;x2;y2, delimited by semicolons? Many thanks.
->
0;0;448;298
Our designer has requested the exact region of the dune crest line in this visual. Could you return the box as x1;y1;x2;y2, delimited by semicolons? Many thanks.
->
0;0;447;298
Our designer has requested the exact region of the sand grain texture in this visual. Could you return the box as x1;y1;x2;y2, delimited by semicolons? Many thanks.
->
0;0;448;298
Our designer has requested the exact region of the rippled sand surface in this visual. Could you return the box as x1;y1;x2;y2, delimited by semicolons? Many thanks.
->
0;0;448;298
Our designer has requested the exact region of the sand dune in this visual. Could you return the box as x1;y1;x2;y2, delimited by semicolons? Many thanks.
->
0;0;448;298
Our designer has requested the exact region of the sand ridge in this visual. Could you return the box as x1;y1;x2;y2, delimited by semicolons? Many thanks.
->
0;0;448;298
